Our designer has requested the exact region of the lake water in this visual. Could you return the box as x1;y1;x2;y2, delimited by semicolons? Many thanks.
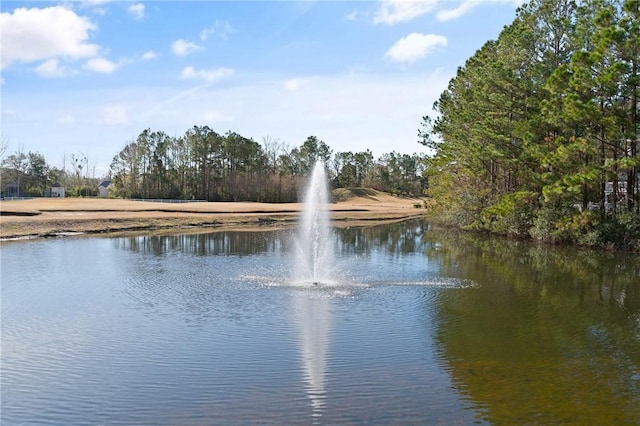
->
2;220;640;424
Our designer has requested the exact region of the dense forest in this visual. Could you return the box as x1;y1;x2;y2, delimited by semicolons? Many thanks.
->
420;0;639;250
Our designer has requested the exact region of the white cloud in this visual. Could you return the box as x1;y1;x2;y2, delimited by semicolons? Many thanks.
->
385;33;447;64
82;0;112;5
172;39;204;56
344;9;368;21
373;0;438;25
180;66;233;83
102;105;128;125
35;58;69;78
128;3;145;21
436;0;523;21
284;78;310;91
141;50;158;60
83;57;118;73
0;6;99;69
436;3;473;21
199;20;235;41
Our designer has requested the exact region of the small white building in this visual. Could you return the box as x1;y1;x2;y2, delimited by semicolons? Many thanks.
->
47;183;65;197
51;185;65;197
98;180;112;197
44;183;64;198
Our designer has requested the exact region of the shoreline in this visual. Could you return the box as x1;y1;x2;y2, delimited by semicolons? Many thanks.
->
0;195;425;241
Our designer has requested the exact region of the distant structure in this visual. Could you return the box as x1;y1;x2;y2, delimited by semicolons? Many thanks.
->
45;183;65;198
98;180;112;197
5;183;20;197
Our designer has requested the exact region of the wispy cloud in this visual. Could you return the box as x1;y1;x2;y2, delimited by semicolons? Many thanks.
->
81;0;112;6
436;0;523;21
199;20;235;41
141;50;158;61
3;69;450;172
128;3;145;21
35;58;71;78
171;39;204;56
373;0;438;25
385;33;447;64
180;66;233;83
345;9;359;21
138;71;449;157
92;7;108;16
345;8;369;21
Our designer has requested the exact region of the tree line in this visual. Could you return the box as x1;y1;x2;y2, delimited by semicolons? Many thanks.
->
0;144;101;197
108;127;425;201
0;130;426;201
420;0;639;250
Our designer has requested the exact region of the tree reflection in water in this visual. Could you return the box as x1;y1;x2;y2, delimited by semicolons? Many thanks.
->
424;229;640;424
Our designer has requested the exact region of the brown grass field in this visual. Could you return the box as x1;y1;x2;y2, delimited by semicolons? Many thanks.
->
0;191;425;239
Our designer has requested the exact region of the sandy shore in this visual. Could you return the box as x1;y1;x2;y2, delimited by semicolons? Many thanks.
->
0;192;425;240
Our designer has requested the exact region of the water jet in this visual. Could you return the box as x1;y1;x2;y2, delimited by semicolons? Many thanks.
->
293;160;334;286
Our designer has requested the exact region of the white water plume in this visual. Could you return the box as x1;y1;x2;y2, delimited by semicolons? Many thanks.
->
293;161;335;286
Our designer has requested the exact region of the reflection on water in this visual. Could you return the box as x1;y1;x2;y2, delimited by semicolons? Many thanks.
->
111;221;430;259
338;221;427;256
424;229;640;424
113;230;289;256
293;292;331;420
1;221;639;424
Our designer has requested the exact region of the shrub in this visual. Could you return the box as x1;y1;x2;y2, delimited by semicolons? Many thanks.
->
69;185;98;197
530;202;582;244
480;191;538;237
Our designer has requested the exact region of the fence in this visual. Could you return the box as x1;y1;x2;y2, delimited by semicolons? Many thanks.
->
0;197;35;201
0;196;207;203
127;198;208;203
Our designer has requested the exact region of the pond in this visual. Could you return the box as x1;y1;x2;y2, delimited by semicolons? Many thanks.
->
2;221;640;424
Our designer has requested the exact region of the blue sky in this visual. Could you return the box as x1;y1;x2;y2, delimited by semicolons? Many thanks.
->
1;0;521;177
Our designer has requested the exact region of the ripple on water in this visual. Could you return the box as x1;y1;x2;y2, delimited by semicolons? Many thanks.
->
2;231;485;425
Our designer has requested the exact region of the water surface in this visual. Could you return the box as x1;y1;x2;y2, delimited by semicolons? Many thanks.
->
2;221;639;424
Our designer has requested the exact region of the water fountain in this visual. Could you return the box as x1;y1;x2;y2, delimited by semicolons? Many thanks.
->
293;160;335;286
291;160;334;420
